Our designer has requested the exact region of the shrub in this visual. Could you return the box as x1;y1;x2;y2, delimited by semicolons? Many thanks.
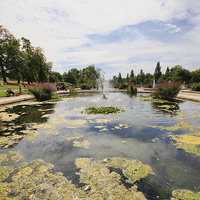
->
186;83;194;89
119;83;128;89
28;82;55;101
146;83;153;88
80;84;92;90
191;83;200;91
127;82;137;96
152;82;181;100
127;85;137;96
69;86;78;97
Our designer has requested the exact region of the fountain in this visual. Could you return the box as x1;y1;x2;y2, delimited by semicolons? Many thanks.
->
96;69;110;99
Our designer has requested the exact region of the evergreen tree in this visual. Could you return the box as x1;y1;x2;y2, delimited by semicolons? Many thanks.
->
154;62;162;83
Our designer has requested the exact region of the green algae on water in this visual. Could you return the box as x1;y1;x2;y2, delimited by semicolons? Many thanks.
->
82;106;126;115
171;189;200;200
75;157;154;199
73;140;90;148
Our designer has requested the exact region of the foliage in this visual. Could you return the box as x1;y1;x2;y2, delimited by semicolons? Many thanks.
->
152;82;181;100
191;83;200;91
191;69;200;83
51;71;63;82
69;86;78;97
45;94;62;102
119;83;128;89
82;106;126;115
80;84;91;90
127;82;137;96
154;62;162;83
186;83;194;89
0;26;50;84
28;82;54;101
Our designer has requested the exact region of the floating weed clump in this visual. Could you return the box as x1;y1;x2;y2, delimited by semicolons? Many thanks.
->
0;112;20;122
171;189;200;199
1;152;154;199
75;157;154;199
0;158;80;199
147;111;200;156
170;133;200;156
0;134;24;148
82;106;126;115
73;140;90;148
66;136;83;141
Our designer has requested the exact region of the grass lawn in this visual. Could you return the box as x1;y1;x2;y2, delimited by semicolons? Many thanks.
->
0;81;29;97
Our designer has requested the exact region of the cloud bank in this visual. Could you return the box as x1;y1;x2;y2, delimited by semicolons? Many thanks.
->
0;0;200;78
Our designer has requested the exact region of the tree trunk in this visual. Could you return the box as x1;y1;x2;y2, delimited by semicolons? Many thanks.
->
0;58;7;83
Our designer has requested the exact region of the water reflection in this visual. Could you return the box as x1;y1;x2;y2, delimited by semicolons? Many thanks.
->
0;93;200;199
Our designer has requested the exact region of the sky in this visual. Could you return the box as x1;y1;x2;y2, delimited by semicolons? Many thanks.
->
0;0;200;79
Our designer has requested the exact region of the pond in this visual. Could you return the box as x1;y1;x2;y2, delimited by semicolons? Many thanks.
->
0;92;200;199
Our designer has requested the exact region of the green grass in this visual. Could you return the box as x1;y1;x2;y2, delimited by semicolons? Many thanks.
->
0;88;29;97
0;82;29;96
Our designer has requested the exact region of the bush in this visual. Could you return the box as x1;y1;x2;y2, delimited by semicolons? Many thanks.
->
146;83;153;88
191;83;200;91
152;82;181;100
28;82;55;101
80;84;91;90
186;83;194;89
127;85;137;96
69;86;78;97
119;83;128;89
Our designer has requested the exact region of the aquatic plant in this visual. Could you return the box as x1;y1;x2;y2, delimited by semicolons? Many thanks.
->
82;106;126;115
28;82;55;101
69;86;78;97
75;157;154;199
171;189;200;199
127;83;137;96
152;81;181;100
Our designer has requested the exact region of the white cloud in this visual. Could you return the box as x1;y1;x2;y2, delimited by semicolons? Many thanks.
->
0;0;200;79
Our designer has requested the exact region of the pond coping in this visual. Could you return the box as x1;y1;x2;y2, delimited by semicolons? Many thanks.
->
0;88;200;106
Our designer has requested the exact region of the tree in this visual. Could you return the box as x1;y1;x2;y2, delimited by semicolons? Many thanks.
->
191;69;200;83
51;71;63;82
21;37;37;83
0;25;20;83
154;62;162;83
170;65;191;83
118;72;122;83
129;69;134;83
144;73;153;85
34;47;49;82
21;38;50;83
140;69;145;84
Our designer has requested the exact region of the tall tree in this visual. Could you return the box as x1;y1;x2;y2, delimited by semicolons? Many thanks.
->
154;62;162;83
34;47;49;82
191;69;200;83
118;72;122;83
0;25;19;83
21;37;36;83
140;69;145;84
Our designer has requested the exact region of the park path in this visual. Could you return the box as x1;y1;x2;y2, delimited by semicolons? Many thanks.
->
0;89;200;106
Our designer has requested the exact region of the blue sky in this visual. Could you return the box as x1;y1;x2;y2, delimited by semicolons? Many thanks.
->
0;0;200;79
